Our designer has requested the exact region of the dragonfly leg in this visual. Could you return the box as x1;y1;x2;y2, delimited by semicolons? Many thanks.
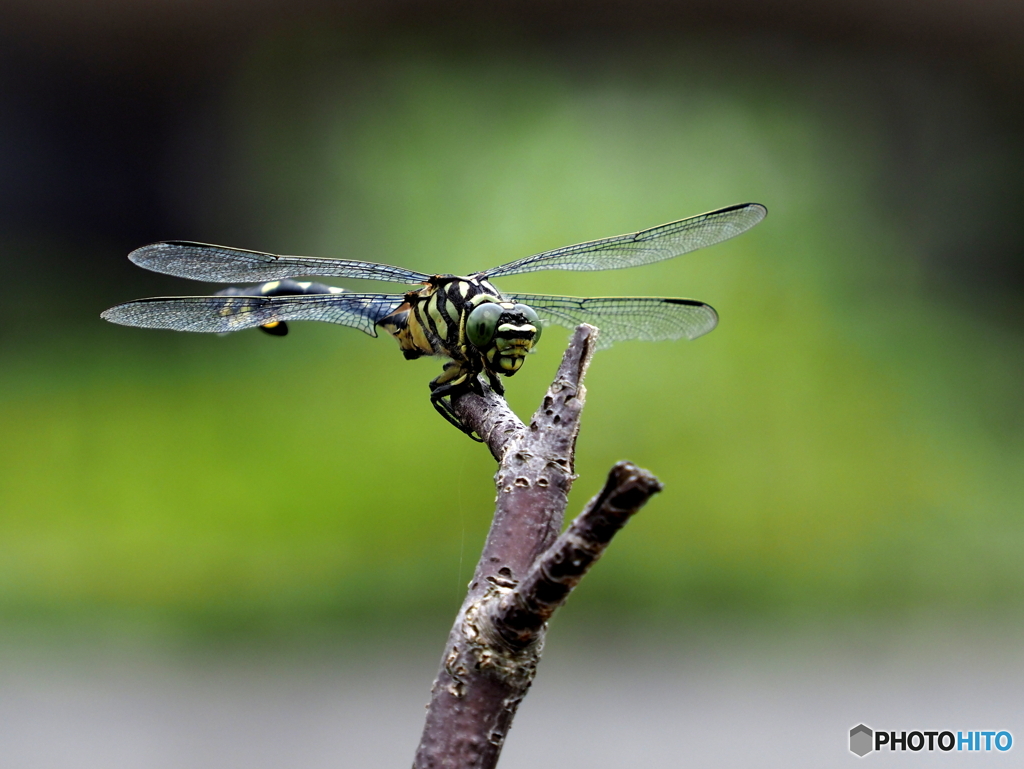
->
430;387;482;441
483;368;505;396
429;362;485;441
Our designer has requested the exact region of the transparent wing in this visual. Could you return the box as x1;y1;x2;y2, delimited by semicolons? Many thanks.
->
483;203;765;278
101;292;405;337
129;241;432;284
507;294;718;351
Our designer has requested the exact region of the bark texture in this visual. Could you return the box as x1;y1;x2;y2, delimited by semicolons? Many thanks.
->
413;324;663;769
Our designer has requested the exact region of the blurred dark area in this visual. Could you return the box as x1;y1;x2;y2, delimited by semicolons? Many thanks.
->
2;0;1024;286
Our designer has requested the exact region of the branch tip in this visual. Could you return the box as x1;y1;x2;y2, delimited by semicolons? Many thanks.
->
490;460;662;650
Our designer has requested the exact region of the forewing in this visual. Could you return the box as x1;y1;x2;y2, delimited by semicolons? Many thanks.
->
129;241;432;284
483;203;765;278
101;292;406;337
508;294;718;350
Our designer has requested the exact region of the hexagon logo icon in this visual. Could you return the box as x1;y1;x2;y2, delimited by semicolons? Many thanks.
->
850;724;873;757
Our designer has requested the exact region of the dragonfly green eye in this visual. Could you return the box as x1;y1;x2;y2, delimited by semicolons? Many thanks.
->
467;302;503;348
514;304;542;343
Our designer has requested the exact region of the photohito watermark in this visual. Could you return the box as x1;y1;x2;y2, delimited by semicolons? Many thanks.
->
849;725;1013;757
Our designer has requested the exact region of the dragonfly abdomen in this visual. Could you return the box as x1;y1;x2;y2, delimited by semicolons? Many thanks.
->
214;279;346;336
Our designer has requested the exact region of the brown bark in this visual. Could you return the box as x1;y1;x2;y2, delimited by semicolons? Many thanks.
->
413;324;663;769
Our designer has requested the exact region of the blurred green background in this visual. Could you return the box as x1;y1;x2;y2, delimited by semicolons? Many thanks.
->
2;5;1023;645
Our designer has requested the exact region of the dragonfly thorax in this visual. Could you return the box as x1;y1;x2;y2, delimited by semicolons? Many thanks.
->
379;276;540;378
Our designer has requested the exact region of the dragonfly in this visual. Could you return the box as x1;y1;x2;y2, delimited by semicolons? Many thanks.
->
102;202;766;438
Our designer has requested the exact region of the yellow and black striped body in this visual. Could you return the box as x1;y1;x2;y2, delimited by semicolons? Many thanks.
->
377;275;542;435
214;279;347;336
377;275;499;359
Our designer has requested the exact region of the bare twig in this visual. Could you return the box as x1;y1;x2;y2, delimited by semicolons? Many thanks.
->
413;325;663;769
491;461;663;650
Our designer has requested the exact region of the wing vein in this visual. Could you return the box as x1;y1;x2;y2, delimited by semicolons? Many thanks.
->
129;241;431;285
483;203;765;278
507;294;718;350
101;293;405;336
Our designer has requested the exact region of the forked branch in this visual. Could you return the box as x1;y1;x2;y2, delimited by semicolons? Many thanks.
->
413;325;663;769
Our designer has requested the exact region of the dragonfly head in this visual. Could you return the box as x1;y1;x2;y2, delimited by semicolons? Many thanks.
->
465;297;542;376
